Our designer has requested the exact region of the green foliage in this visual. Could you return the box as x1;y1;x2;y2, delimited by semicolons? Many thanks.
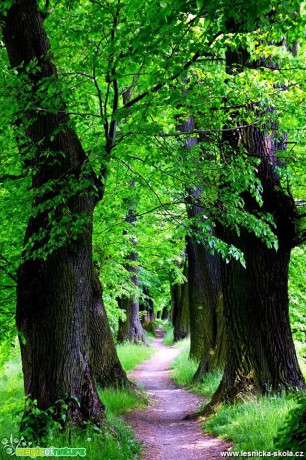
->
289;246;306;348
20;399;66;442
274;392;306;453
0;358;24;439
204;394;299;453
0;3;306;456
116;342;155;372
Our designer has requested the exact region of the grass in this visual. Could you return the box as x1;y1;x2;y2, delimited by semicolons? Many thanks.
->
0;416;142;460
170;340;303;456
162;327;174;345
203;394;298;454
99;387;145;416
0;342;155;460
117;342;155;371
170;339;222;395
170;341;197;386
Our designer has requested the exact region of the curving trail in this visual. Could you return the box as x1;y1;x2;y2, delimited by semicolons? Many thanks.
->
124;330;231;460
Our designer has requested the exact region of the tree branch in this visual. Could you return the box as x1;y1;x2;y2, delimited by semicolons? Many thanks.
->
123;32;223;110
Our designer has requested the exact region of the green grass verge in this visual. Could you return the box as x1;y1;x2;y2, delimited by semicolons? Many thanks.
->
162;327;174;345
117;342;155;371
170;342;197;385
0;342;154;460
203;394;298;454
170;340;303;456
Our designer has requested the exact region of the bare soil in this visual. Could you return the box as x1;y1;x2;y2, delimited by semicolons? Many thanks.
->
124;330;231;460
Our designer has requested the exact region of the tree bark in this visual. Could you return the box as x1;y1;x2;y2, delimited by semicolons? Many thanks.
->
161;306;169;320
186;234;225;377
140;287;155;333
2;0;105;425
177;115;225;371
171;260;190;341
208;39;305;406
90;268;134;389
210;219;305;405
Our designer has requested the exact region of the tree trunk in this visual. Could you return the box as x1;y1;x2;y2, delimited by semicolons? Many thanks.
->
117;204;148;344
117;299;148;344
90;269;134;389
208;38;305;406
140;287;155;333
172;261;190;341
178;114;225;371
187;234;225;374
3;0;105;425
210;223;305;405
161;306;169;320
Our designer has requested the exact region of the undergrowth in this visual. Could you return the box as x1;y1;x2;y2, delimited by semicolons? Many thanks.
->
171;340;305;456
203;394;298;454
0;343;152;460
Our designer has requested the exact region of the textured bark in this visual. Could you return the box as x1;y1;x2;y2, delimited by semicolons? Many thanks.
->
187;234;225;373
177;115;225;371
3;0;105;425
208;39;305;406
210;222;305;405
90;269;133;389
117;298;148;344
171;261;190;342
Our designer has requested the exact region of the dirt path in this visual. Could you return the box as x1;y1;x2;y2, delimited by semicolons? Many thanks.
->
124;330;231;460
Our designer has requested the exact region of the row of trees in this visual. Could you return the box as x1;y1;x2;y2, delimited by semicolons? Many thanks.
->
0;0;305;430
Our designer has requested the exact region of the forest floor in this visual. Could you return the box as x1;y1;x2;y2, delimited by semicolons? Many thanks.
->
124;329;231;460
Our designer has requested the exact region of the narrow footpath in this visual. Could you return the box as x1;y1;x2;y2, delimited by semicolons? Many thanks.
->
124;330;231;460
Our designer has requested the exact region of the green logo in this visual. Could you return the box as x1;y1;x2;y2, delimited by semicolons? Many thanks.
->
1;436;86;457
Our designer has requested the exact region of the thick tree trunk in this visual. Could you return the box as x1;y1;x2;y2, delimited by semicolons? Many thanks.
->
178;114;225;371
187;234;225;373
90;269;134;389
210;224;305;405
3;0;105;425
171;261;190;341
208;39;305;406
